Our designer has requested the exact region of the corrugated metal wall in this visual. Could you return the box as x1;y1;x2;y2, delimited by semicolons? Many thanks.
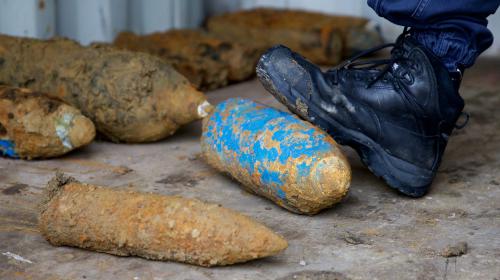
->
0;0;499;55
0;0;203;45
0;0;56;39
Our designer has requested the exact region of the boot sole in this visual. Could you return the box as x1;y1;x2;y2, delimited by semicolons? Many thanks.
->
257;55;432;197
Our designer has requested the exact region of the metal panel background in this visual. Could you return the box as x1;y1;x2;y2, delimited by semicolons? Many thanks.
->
0;0;203;45
129;0;204;35
0;0;55;39
56;0;127;45
0;0;499;55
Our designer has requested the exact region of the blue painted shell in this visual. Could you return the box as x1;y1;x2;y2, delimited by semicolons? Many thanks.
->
201;98;351;215
0;139;19;158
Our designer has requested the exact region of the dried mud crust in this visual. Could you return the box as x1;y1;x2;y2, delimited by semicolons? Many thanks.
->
113;29;261;90
207;8;383;65
0;86;95;159
38;173;288;267
0;35;210;143
39;172;78;214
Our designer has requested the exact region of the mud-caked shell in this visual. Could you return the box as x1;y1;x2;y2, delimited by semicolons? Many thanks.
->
0;35;211;143
207;8;383;64
39;173;288;267
113;30;260;90
0;86;95;159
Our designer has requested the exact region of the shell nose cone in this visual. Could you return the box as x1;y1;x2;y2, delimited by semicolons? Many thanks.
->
197;100;214;118
267;232;288;255
67;115;96;148
234;222;288;263
314;155;352;203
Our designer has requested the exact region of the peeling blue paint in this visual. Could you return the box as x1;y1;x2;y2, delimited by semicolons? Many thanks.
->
259;166;283;186
0;139;19;158
297;162;312;178
202;98;339;208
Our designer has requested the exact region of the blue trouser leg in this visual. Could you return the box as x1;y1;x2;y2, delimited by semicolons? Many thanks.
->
368;0;500;71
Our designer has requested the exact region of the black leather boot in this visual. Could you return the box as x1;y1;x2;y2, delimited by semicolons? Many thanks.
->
257;31;467;197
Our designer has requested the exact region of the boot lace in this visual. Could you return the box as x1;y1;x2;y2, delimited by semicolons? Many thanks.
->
329;27;412;89
327;27;469;131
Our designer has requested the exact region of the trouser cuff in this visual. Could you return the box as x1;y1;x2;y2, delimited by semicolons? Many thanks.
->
411;29;477;71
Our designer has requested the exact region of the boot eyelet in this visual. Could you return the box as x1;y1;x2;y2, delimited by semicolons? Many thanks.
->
402;73;414;85
412;62;421;72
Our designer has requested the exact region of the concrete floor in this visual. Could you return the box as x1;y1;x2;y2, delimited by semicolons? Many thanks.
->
1;58;500;280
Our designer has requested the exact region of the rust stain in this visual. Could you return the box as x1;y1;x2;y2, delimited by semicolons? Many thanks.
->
38;0;45;10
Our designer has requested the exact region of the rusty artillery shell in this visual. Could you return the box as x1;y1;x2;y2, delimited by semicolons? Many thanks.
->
0;86;95;159
39;173;288;267
0;35;212;143
207;8;383;64
113;30;260;90
201;98;351;215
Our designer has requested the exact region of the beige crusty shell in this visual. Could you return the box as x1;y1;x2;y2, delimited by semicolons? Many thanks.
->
39;173;288;267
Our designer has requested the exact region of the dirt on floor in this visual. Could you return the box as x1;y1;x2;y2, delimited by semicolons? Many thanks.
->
0;58;499;279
